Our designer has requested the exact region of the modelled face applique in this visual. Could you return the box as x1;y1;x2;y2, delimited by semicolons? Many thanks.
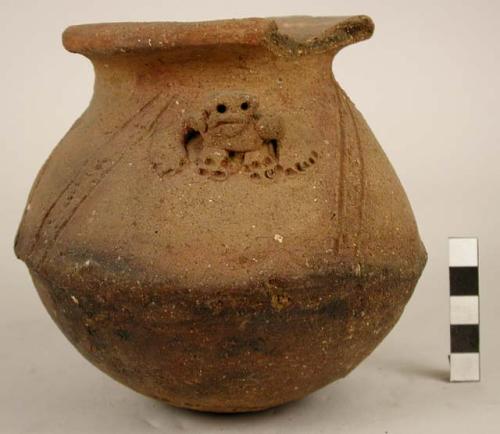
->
149;90;319;182
181;91;283;180
205;92;259;139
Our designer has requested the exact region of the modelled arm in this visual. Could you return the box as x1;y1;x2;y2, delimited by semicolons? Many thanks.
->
254;113;283;142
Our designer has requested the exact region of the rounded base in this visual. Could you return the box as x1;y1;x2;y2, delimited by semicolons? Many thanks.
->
30;265;417;412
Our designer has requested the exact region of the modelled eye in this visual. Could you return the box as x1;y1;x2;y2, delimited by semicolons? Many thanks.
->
240;102;249;110
216;104;227;113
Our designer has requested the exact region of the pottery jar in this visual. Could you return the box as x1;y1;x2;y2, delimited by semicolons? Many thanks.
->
15;16;427;413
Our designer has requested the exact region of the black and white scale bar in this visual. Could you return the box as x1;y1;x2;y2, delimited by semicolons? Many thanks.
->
449;237;480;382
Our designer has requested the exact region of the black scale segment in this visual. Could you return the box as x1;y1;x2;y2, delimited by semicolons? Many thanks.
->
449;266;479;296
450;324;480;353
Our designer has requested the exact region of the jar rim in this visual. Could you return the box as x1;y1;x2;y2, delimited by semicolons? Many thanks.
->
62;15;374;57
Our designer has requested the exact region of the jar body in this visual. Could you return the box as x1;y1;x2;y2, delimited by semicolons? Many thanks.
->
15;18;426;412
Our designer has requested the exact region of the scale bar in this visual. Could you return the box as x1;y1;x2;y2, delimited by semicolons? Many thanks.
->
449;238;480;382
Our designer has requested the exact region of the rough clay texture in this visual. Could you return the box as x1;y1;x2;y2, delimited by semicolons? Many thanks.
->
15;16;427;413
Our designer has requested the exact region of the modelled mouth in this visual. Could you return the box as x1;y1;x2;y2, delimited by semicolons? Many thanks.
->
211;119;246;138
215;119;244;128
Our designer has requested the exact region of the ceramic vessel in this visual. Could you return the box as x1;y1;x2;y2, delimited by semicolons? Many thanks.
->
15;16;427;412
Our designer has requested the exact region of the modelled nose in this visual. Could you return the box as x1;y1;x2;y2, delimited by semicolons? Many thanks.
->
213;103;246;125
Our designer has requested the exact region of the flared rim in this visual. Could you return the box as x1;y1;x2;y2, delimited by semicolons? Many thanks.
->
62;15;374;57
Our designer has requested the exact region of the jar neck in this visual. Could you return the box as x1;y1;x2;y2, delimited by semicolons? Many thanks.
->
90;48;336;104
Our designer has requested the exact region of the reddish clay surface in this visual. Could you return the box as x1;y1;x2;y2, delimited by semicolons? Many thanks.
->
15;16;427;412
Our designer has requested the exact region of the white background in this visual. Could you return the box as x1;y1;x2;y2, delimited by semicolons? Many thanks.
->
1;0;499;433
